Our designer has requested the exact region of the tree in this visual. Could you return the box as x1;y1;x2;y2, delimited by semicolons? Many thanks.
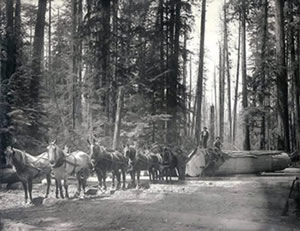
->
233;22;240;145
195;0;207;145
224;1;232;142
219;44;225;141
241;0;250;150
274;0;290;152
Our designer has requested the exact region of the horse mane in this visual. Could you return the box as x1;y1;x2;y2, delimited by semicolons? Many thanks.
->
57;145;66;158
9;148;32;171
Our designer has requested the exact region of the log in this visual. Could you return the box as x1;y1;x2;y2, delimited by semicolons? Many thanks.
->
0;168;20;184
112;87;124;150
186;147;291;177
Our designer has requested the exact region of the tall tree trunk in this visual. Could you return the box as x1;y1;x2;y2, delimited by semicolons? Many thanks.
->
102;0;111;134
241;2;250;150
295;2;300;150
224;2;232;142
5;0;15;79
112;87;124;150
182;31;188;136
166;0;181;144
213;66;218;138
48;0;51;70
233;22;241;145
195;0;206;146
259;0;268;150
209;105;215;147
71;0;83;129
15;0;22;68
111;0;118;126
0;0;14;166
288;0;298;151
219;44;224;141
31;0;47;102
189;54;192;136
275;0;290;152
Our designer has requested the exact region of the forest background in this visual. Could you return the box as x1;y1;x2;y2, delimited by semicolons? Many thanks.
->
0;0;299;164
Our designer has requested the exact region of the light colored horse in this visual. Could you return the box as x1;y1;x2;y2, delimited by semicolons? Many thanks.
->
5;146;52;204
47;141;93;198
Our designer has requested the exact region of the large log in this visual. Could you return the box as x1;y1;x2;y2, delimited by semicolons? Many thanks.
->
0;168;20;184
186;147;291;177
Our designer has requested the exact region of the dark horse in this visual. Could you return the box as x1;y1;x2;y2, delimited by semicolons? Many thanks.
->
47;141;93;198
123;145;155;187
5;147;52;204
160;146;178;181
89;141;127;191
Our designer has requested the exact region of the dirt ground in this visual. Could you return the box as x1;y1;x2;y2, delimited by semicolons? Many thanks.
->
1;169;300;231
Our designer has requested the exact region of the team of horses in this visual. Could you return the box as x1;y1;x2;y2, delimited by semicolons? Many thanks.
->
4;141;186;204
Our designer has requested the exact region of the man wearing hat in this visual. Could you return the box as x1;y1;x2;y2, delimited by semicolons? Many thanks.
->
201;127;209;148
214;136;222;151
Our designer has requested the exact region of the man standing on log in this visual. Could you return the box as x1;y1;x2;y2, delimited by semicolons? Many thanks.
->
214;137;222;151
201;127;209;148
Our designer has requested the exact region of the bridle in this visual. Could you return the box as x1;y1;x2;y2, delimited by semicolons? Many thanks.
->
48;144;65;168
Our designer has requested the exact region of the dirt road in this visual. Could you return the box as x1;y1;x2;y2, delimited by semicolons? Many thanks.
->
1;170;300;231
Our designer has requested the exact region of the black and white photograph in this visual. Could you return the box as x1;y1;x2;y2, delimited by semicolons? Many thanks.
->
0;0;300;230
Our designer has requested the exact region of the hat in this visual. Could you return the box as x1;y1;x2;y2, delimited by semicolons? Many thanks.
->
203;127;207;129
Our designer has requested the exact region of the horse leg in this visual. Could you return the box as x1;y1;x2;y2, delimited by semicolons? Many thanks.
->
95;169;103;192
136;170;140;189
116;171;121;190
64;178;69;199
45;173;51;198
103;170;107;191
81;169;88;195
131;171;135;185
76;172;82;197
55;179;59;198
148;168;152;182
122;168;126;190
58;180;64;199
82;176;87;195
21;181;28;204
28;178;33;203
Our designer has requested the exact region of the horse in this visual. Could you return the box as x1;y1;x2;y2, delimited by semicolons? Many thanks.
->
123;145;154;187
4;146;52;204
47;141;93;198
88;141;127;191
145;148;163;181
160;146;178;181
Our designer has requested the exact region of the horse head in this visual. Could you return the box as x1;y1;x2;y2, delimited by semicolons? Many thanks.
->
88;140;106;165
4;146;15;166
47;141;64;166
161;147;175;166
123;145;136;161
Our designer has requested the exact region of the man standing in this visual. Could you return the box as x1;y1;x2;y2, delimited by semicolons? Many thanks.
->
201;127;209;148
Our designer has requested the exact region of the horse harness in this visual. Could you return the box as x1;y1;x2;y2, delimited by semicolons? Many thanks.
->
11;149;43;177
53;152;81;175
